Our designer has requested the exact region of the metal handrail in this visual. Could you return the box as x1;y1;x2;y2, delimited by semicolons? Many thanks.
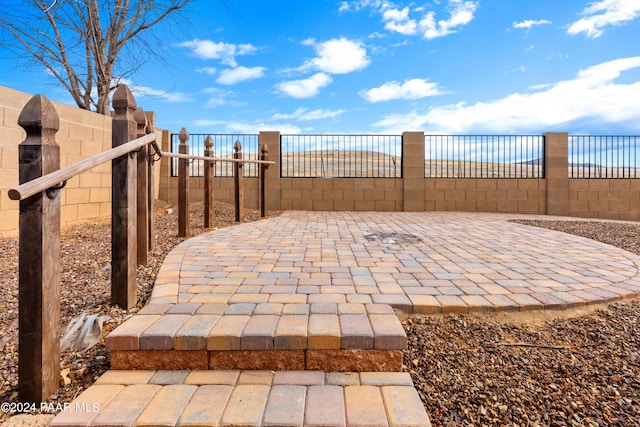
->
9;133;159;201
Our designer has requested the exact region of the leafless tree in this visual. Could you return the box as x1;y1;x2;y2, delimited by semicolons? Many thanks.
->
0;0;193;114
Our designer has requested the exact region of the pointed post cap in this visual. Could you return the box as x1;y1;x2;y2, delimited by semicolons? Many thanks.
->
112;84;137;111
134;107;147;126
261;143;269;155
234;140;242;152
204;135;213;149
134;107;147;137
18;94;59;145
179;127;189;144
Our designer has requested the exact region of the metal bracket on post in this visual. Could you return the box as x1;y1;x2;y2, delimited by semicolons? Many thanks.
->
45;180;67;199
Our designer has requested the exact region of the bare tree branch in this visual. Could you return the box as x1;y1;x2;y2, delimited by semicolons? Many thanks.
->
0;0;194;114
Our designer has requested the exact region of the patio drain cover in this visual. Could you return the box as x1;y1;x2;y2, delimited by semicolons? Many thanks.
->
365;231;423;245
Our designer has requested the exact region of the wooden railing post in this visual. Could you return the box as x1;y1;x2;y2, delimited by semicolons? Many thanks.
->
134;107;149;265
234;140;244;222
204;135;215;228
111;84;138;309
260;142;269;217
178;127;190;237
17;95;61;403
146;118;155;252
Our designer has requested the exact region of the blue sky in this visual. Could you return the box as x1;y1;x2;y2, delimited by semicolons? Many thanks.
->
2;0;640;135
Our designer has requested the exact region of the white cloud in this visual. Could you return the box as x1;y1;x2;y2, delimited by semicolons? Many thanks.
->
301;38;370;74
512;19;552;30
216;66;267;85
177;39;258;67
568;0;640;38
546;52;569;61
192;119;225;127
382;7;417;35
419;0;478;39
196;67;217;76
130;85;191;103
368;31;388;39
275;73;333;98
345;0;478;39
371;57;640;134
507;65;527;74
237;122;304;134
360;78;447;102
189;118;303;134
272;107;346;121
339;0;388;13
277;38;368;98
201;88;235;108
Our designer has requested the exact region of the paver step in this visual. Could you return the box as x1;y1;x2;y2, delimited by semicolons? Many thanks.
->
48;370;431;427
106;302;407;372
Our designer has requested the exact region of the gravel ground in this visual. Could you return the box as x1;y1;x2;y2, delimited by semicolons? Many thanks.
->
1;213;639;426
404;219;640;427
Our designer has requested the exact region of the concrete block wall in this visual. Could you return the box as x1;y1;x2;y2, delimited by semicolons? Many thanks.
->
421;178;546;214
1;86;112;237
569;179;640;221
158;131;638;221
279;178;403;211
0;85;164;237
163;174;260;210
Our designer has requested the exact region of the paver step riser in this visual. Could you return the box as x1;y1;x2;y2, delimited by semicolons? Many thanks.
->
106;304;408;353
110;349;404;372
48;370;432;427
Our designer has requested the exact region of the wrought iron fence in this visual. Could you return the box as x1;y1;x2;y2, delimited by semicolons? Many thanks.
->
424;135;544;178
170;133;260;177
280;134;402;178
569;135;639;178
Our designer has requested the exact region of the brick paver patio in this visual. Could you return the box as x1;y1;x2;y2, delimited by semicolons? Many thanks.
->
50;211;640;426
150;211;640;313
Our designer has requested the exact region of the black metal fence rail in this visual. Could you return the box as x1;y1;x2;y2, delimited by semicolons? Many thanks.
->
424;135;544;178
569;135;639;178
170;133;259;177
280;134;402;178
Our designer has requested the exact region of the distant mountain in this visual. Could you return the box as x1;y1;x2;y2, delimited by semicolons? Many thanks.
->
514;158;603;169
514;158;542;166
569;163;600;169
